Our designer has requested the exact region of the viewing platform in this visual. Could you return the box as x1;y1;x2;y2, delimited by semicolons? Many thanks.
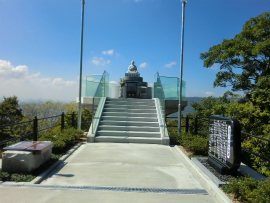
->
76;61;188;145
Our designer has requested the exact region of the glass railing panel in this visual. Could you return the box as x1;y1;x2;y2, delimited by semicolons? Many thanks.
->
91;71;109;134
81;76;87;97
92;97;101;133
104;71;109;97
81;75;103;97
159;76;186;100
182;80;186;101
154;72;166;137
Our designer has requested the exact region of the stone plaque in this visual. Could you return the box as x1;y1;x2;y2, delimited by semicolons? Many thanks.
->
207;115;241;173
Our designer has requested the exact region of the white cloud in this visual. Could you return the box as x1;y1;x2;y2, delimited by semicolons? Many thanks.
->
52;78;77;87
0;59;79;102
40;78;51;83
0;60;28;79
92;57;111;66
139;62;147;68
0;60;41;80
205;92;215;96
102;49;114;55
31;72;40;78
52;78;65;86
164;62;176;68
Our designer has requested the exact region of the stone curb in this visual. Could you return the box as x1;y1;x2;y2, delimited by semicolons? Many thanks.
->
30;142;85;184
171;146;232;203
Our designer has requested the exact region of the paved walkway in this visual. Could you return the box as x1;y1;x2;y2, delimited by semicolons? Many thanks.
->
0;143;220;203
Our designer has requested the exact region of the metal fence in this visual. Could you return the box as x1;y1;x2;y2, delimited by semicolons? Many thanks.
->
166;116;270;162
0;112;91;146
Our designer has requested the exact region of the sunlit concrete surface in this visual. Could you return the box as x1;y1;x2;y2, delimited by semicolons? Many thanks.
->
41;143;204;189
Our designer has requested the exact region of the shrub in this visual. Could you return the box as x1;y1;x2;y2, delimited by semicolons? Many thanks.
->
224;176;270;203
39;127;83;154
178;132;208;156
168;127;180;145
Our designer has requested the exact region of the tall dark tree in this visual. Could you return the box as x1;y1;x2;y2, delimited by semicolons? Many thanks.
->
0;96;23;141
200;12;270;92
0;96;23;124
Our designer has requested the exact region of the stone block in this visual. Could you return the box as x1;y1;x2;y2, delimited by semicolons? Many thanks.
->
2;148;52;173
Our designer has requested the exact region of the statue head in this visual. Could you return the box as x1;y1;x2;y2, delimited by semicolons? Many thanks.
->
131;60;135;65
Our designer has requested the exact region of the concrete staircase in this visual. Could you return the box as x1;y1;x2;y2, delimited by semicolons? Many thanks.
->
95;98;163;144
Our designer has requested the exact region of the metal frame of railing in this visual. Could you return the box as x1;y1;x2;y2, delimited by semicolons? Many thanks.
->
0;112;91;147
166;116;270;162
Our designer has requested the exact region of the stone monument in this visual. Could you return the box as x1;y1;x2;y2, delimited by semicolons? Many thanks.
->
121;60;152;99
207;115;241;174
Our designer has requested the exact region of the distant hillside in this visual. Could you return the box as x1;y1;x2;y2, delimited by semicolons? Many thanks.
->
167;96;240;119
167;97;204;119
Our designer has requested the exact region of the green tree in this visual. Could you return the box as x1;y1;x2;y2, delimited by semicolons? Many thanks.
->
0;96;23;141
200;12;270;92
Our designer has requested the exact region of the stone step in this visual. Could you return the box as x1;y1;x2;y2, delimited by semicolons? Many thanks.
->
98;125;160;132
99;120;159;127
103;108;156;113
101;116;158;122
106;98;154;101
96;130;160;138
94;136;162;144
104;104;156;109
106;99;155;104
102;112;157;117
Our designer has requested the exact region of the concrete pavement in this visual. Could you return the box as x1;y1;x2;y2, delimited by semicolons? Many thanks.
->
42;143;205;189
0;143;231;203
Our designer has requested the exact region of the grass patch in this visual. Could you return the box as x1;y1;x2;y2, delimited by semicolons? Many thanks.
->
188;155;207;159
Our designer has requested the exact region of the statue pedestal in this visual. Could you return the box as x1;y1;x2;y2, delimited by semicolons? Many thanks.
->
125;72;140;77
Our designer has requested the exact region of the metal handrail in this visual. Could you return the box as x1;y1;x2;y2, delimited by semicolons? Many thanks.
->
241;147;270;162
0;132;33;145
38;115;60;120
0;119;32;128
0;112;92;146
241;131;270;142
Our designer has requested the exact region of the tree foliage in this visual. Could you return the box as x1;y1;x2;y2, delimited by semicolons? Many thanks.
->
200;12;270;92
0;96;23;125
0;96;23;142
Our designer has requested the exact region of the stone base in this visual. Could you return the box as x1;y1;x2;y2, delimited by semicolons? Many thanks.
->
125;72;140;77
2;148;52;173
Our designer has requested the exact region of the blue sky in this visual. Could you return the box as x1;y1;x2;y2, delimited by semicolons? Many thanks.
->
0;0;269;102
